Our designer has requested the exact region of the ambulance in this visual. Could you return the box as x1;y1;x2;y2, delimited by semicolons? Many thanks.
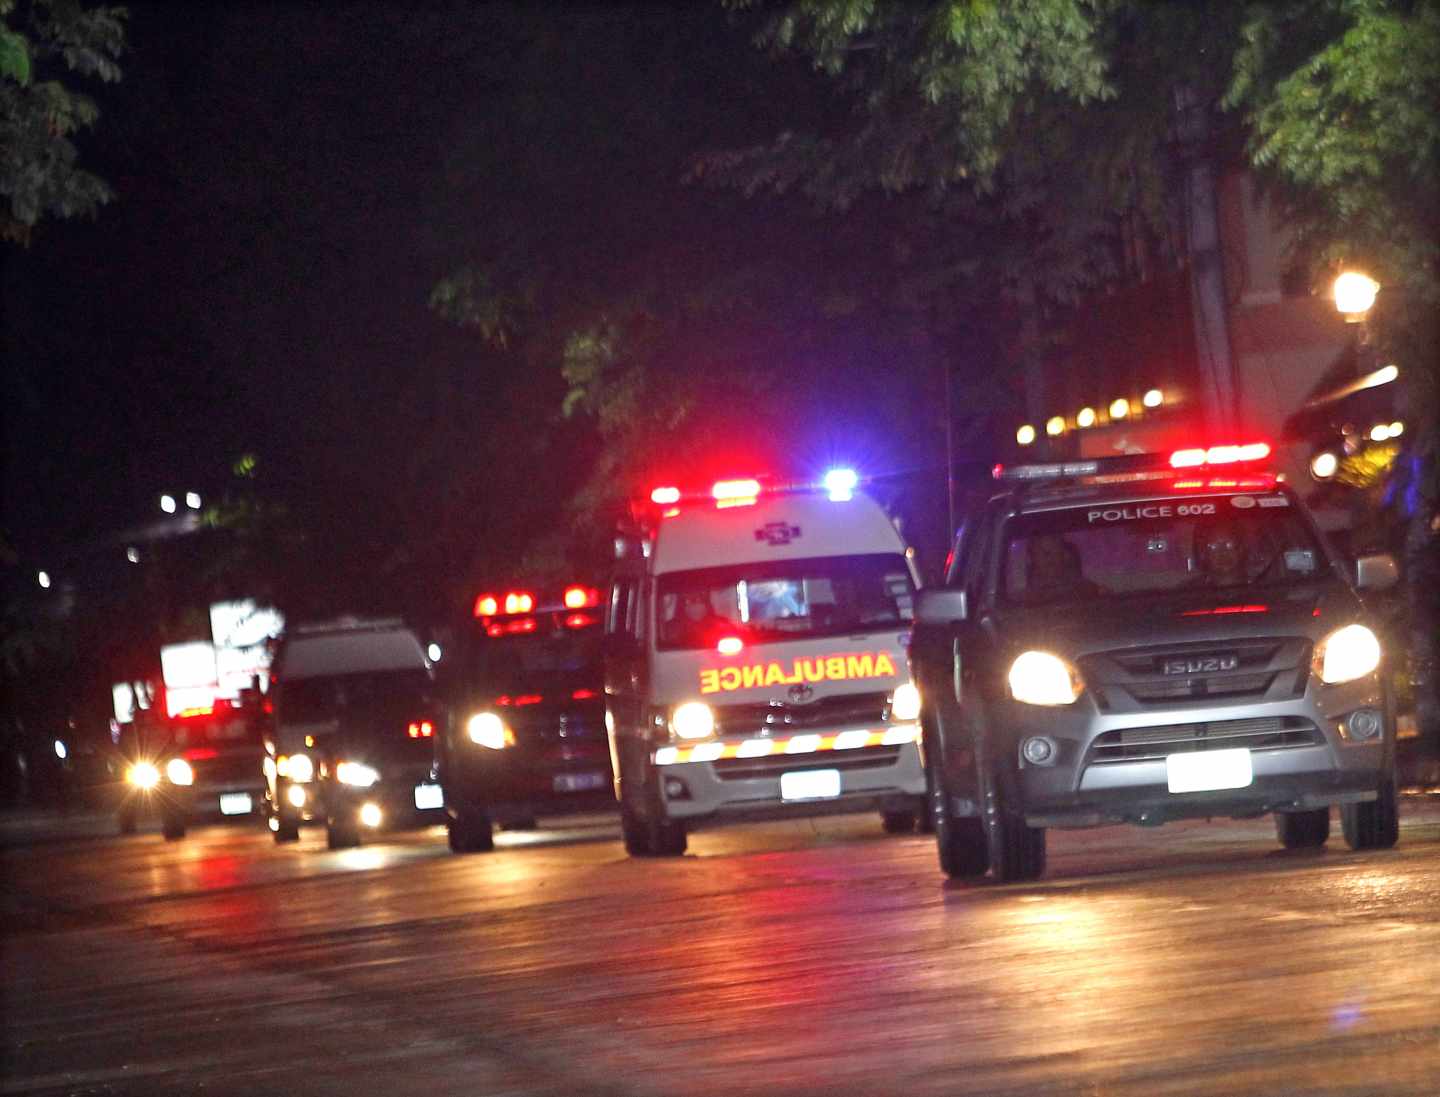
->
606;471;926;856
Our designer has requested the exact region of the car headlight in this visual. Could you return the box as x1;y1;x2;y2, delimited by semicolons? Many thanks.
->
1313;624;1381;684
278;753;314;782
890;682;921;722
335;761;380;788
669;701;715;740
128;761;160;789
466;712;515;749
165;758;195;786
1007;651;1085;706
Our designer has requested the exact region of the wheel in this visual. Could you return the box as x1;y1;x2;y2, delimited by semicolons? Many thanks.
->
326;815;361;850
620;799;686;856
1275;807;1330;849
161;813;186;841
117;806;138;836
1341;778;1399;850
272;813;300;843
447;810;494;853
927;744;988;878
981;759;1045;883
881;810;919;834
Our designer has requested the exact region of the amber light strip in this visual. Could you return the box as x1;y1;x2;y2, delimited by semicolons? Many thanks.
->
654;725;919;766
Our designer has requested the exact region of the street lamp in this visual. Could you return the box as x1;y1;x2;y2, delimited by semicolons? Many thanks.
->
1109;398;1130;420
37;570;51;589
1143;388;1164;409
1076;407;1097;428
1016;424;1037;446
1333;271;1379;322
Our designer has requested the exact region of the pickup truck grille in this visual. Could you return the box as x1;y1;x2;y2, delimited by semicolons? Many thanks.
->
1086;716;1323;765
1080;638;1311;712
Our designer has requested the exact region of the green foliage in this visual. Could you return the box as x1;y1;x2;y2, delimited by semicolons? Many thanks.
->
0;0;126;243
1227;0;1440;306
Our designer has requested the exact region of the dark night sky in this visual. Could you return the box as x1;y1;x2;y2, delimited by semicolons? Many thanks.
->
3;2;960;616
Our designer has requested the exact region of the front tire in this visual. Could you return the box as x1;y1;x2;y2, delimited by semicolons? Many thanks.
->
929;749;988;879
981;759;1045;883
620;800;686;856
1275;807;1330;849
1341;778;1399;850
447;810;494;853
881;810;919;835
272;813;300;844
326;814;360;850
160;813;186;841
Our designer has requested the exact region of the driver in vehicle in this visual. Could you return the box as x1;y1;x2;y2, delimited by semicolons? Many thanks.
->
1024;534;1099;602
667;592;733;647
1194;521;1250;587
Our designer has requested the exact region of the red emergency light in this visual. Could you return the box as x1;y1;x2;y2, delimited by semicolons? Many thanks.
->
650;486;681;505
564;585;599;609
571;688;598;700
407;720;434;739
1169;442;1271;469
504;591;535;614
564;612;598;629
712;478;762;502
717;636;744;656
474;594;499;618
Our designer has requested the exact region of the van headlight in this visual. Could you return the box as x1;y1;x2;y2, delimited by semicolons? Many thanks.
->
669;701;715;740
335;761;380;788
1007;651;1085;706
889;682;921;722
165;758;195;786
466;712;515;749
128;761;161;789
1313;624;1381;684
278;753;314;782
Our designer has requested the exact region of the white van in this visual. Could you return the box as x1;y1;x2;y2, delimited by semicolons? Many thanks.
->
606;473;925;855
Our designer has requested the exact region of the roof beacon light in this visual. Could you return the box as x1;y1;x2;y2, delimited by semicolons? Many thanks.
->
650;486;681;505
474;594;499;618
712;478;761;503
823;468;858;501
503;591;534;614
1169;442;1271;469
717;636;744;656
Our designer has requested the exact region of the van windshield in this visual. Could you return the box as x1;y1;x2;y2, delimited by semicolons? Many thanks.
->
656;554;914;651
1001;495;1331;608
278;669;433;724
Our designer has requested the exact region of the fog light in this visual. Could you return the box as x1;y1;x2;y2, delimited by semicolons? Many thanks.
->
165;758;195;786
287;784;308;808
359;803;383;828
1021;737;1056;765
664;776;691;800
1345;708;1383;742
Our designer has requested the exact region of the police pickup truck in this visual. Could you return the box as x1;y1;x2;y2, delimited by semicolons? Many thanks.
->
911;444;1400;882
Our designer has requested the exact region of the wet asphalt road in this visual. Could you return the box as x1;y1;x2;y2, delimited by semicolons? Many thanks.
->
3;801;1439;1097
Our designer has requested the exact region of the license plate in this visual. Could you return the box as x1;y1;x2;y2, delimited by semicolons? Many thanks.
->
414;783;444;810
780;768;841;802
1166;749;1253;794
553;771;607;793
219;793;252;816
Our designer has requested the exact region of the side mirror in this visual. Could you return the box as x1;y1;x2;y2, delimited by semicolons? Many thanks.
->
916;588;969;625
1355;553;1399;592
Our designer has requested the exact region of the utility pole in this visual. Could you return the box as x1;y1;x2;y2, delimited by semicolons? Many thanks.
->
1173;84;1239;436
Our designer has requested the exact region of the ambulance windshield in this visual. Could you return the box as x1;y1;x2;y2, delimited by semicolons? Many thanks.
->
1001;495;1329;608
656;553;914;651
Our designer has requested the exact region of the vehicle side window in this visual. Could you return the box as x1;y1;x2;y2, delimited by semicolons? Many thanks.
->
608;579;638;638
944;521;968;586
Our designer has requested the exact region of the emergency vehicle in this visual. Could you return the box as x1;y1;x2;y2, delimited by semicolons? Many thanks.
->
607;470;926;856
117;694;267;839
911;442;1401;882
263;619;443;849
439;583;613;852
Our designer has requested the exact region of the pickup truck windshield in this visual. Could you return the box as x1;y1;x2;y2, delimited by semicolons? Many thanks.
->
1001;495;1330;607
464;616;602;692
657;553;914;651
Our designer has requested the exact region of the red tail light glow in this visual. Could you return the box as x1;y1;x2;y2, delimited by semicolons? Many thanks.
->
1169;442;1271;468
1171;475;1276;491
571;688;598;700
474;594;499;618
514;694;543;706
486;617;537;637
650;486;681;505
182;747;219;761
564;612;598;629
407;720;435;738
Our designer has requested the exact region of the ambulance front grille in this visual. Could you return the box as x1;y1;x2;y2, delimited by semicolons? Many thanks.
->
713;692;890;738
712;744;902;782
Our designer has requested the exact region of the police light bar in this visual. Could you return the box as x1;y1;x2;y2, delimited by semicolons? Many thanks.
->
1169;442;1271;468
993;460;1102;481
647;470;867;511
650;486;681;505
712;478;762;501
